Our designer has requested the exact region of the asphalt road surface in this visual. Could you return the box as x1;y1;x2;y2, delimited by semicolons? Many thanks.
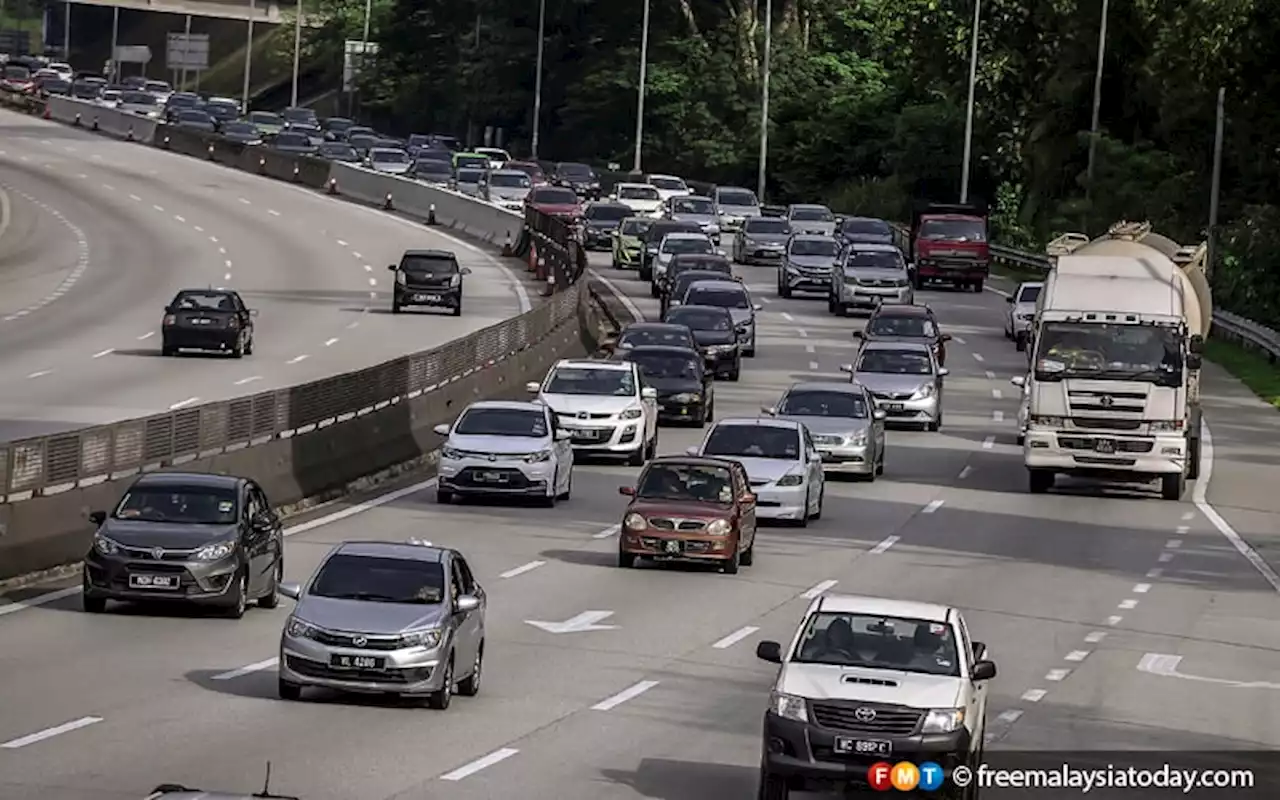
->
0;248;1277;799
0;109;530;441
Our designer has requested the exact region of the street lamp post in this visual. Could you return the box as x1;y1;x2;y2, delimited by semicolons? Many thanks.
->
958;0;981;204
1206;87;1226;280
1084;0;1111;205
290;0;302;107
242;0;255;111
531;0;546;159
631;0;651;174
756;0;772;203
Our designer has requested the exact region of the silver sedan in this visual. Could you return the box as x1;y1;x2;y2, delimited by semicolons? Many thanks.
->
764;381;886;479
841;341;947;431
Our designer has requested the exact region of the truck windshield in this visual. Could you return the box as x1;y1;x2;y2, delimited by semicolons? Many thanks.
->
1034;322;1182;383
919;218;986;242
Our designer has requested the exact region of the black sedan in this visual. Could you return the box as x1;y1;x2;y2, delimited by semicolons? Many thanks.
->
82;472;285;618
664;304;741;381
581;201;633;250
161;289;256;357
618;345;715;425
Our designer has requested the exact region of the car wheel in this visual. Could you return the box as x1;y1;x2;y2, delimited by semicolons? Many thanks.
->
244;335;254;355
278;678;303;701
628;444;645;467
452;302;462;317
223;572;248;619
557;468;573;500
1161;472;1185;501
811;486;824;521
391;301;401;314
876;450;885;476
231;333;245;359
1028;469;1055;494
426;654;454;709
1015;332;1027;352
722;548;740;575
796;490;810;528
827;294;836;313
728;364;741;382
161;344;176;356
258;559;282;609
618;550;637;568
973;279;985;292
538;470;558;508
82;592;106;614
644;433;658;461
436;488;453;504
744;347;755;358
457;642;483;697
758;768;790;800
779;283;791;299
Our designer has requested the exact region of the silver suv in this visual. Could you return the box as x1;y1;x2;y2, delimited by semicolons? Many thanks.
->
277;539;486;709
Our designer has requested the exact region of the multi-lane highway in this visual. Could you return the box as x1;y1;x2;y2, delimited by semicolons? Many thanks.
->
0;109;531;440
1;235;1278;798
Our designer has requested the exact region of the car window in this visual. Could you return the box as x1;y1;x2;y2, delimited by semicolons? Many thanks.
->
857;349;934;375
626;351;701;379
779;390;868;418
620;218;652;235
844;251;903;270
1017;285;1042;303
311;554;446;604
452;558;474;595
718;189;757;206
586;205;631;221
919;218;986;242
661;237;713;255
544;366;636;396
670;197;714;214
531;187;578;204
636;462;734;504
115;485;238;524
867;315;934;337
372;149;409;163
618;185;660;200
686;287;749;309
789;238;837;257
457;169;485;182
791;207;833;221
455;557;477;594
743;218;789;234
667;308;731;331
400;254;458;275
649;176;686;191
792;611;961;677
841;219;892;236
703;424;799;460
173;291;238;311
489;172;530;188
453;407;548;437
618;328;694;349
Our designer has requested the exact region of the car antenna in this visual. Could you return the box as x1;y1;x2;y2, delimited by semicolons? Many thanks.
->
253;761;301;800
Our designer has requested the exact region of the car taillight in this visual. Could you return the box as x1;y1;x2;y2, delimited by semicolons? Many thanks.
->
163;314;176;325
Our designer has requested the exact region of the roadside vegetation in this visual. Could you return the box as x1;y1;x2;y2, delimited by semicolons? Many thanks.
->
1203;340;1280;411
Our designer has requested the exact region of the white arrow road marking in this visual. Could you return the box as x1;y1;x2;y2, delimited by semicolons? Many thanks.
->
1137;653;1280;688
524;610;617;633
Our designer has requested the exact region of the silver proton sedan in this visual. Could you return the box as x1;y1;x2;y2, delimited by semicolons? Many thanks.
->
764;381;887;479
841;341;947;431
829;243;914;316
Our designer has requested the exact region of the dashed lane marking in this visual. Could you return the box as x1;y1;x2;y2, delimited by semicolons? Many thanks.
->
137;331;154;340
440;748;520;781
287;355;309;364
169;397;200;410
499;561;545;579
211;657;278;681
712;626;760;649
801;579;838;599
324;338;339;347
869;535;899;554
26;370;51;379
923;499;944;513
0;716;102;749
92;349;113;358
592;680;659;711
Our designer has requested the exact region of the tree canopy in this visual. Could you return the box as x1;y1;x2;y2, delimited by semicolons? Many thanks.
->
314;0;1278;323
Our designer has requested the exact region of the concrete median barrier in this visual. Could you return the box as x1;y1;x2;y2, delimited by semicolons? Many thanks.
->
45;95;159;144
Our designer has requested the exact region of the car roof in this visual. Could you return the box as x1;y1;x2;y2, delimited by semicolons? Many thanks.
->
716;185;752;193
662;232;708;239
860;340;933;353
1017;281;1044;289
622;344;701;357
175;287;237;297
615;182;657;189
790;203;830;211
744;216;788;225
402;248;455;258
462;400;546;413
675;270;732;283
713;417;804;430
623;322;688;331
785;381;868;395
673;195;713;202
789;233;836;242
368;147;406;153
333;540;447;563
645;454;738;470
587;201;632;211
667;304;730;315
553;358;633;371
844;215;890;224
687;279;743;291
133;471;243;490
872;304;932;317
490;168;528;177
816;593;952;622
846;242;900;252
646;173;683;180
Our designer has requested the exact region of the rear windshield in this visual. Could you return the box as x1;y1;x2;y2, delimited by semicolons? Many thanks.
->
372;150;409;163
401;255;457;274
744;218;789;234
717;189;758;206
619;185;660;200
532;187;578;204
120;91;157;105
842;219;892;236
620;219;653;235
686;287;750;309
791;207;833;221
455;155;489;169
670;197;714;215
667;308;731;331
172;291;237;310
558;163;594;177
489;172;530;188
789;238;837;257
587;205;631;221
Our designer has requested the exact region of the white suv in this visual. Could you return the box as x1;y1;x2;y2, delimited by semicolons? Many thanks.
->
755;594;996;798
527;359;658;466
434;400;574;506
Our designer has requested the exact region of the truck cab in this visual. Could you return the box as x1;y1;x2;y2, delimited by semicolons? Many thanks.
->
909;203;990;292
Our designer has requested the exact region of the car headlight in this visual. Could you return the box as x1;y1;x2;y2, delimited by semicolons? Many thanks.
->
706;518;731;536
1030;415;1067;427
624;512;647;531
194;541;236;561
402;628;442;649
911;384;935;400
395;269;406;285
709;344;737;353
619;408;644;420
441;445;463;460
449;274;461;287
847;430;867;446
775;473;804;487
921;708;965;734
524;448;553;463
670;392;700;403
286;616;315;638
769;690;808;722
93;533;120;556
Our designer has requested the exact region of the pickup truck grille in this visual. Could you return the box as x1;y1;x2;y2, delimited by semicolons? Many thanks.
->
809;701;923;735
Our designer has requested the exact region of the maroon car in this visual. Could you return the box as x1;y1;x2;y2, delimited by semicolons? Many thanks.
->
525;185;583;219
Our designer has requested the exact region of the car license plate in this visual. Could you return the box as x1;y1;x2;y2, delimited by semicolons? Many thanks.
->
191;318;211;325
663;540;682;554
128;574;178;589
478;471;508;483
886;403;905;411
571;429;599;441
1094;438;1116;453
414;293;442;302
329;654;385;670
833;737;892;756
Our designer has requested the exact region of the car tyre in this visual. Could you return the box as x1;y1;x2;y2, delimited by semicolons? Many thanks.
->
628;443;646;467
827;294;836;313
1187;434;1201;480
728;364;741;382
557;470;573;500
811;487;824;521
1029;469;1055;494
426;655;454;710
231;333;245;359
1161;472;1185;501
875;450;885;476
1014;332;1027;352
618;550;637;568
244;335;254;355
740;540;755;566
452;301;462;317
457;642;483;697
258;559;282;609
436;488;453;504
744;346;756;358
222;573;248;619
278;679;303;701
82;592;106;614
649;281;659;298
758;767;789;800
779;282;791;299
391;300;402;314
161;344;176;356
722;548;740;575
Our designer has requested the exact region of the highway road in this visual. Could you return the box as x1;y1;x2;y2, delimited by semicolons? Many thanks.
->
0;240;1277;799
0;109;531;441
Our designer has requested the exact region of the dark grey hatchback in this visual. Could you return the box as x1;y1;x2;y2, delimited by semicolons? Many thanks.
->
82;472;284;618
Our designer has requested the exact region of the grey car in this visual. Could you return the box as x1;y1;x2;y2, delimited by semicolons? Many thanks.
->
764;381;886;479
732;216;792;265
454;167;487;197
278;539;486;708
841;341;947;431
778;233;839;298
662;195;722;243
682;278;761;356
366;147;412;175
837;216;895;247
410;158;453;184
786;203;836;237
713;185;762;233
829;243;914;315
1004;280;1043;352
484;168;533;210
269;131;317;155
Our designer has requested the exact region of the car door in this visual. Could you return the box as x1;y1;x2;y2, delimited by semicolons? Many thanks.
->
802;428;824;495
240;486;269;593
251;483;282;581
733;462;756;548
548;407;572;489
451;556;483;667
954;612;987;739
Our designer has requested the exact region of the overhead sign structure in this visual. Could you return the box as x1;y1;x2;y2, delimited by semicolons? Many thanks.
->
114;45;152;65
0;30;32;56
166;33;209;71
342;40;379;92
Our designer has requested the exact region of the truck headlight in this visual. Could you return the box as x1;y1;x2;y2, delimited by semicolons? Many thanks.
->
1149;420;1183;432
624;512;647;531
921;708;965;734
706;519;731;536
1030;415;1067;427
769;691;808;723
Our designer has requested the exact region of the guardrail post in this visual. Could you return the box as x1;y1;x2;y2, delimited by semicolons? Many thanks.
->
426;204;437;225
383;192;394;211
326;177;338;195
292;164;300;182
92;115;99;131
162;134;170;149
257;157;266;174
73;112;81;126
206;143;215;160
126;125;134;141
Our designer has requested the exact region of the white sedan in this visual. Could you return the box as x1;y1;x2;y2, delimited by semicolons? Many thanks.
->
689;417;824;525
435;400;574;506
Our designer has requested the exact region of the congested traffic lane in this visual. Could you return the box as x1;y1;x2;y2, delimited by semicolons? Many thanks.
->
0;109;528;440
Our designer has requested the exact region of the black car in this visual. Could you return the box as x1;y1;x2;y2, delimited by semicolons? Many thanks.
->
323;116;355;139
661;254;734;313
220;121;263;145
838;216;895;247
37;77;70;97
82;472;284;618
390;249;471;315
662;269;734;319
162;91;202;121
638;219;703;282
161;289;256;357
203;100;241;126
410;158;452;184
611;321;699;355
270;131;318;155
551;161;601;199
581;201;633;250
173;109;216;133
619;345;715;426
664;305;741;381
855;303;951;366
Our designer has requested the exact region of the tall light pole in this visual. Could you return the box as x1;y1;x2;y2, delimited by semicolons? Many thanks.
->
290;0;302;106
62;1;70;60
631;0;651;174
1084;0;1111;205
110;7;119;80
1206;87;1226;280
756;0;772;203
958;0;981;204
531;0;546;159
242;0;255;111
180;14;192;89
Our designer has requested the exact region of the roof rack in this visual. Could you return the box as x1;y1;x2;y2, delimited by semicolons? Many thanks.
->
1172;243;1207;266
1106;220;1153;240
1045;232;1090;256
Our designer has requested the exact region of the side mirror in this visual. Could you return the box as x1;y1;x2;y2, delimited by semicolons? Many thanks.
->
1010;376;1026;388
756;640;783;664
88;510;107;526
525;382;541;394
1006;296;1014;304
938;368;950;377
1186;353;1202;370
761;406;777;416
972;641;987;660
554;429;572;441
839;364;854;374
252;512;275;531
852;331;864;339
618;485;636;496
461;267;472;275
941;334;952;342
433;423;450;436
456;594;481;613
685;446;700;456
972;660;997;681
873;409;887;421
387;264;398;271
278;582;302;600
641;387;658;400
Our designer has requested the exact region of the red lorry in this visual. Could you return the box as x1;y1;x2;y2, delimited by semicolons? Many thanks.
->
909;202;991;292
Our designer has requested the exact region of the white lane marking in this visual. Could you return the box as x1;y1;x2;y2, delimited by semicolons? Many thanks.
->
1084;631;1107;643
0;587;79;616
958;465;973;479
808;361;819;370
592;680;659;711
1118;599;1138;609
1045;669;1070;681
985;370;996;379
128;193;141;201
997;709;1023;724
234;376;262;386
1;717;103;749
805;344;815;353
169;397;200;410
923;500;944;513
209;235;218;243
1146;567;1163;579
92;349;114;358
218;246;226;254
346;320;360;329
101;183;114;191
287;355;309;364
152;204;164;212
439;748;520;781
1175;524;1190;534
585;270;641;321
953;336;967;345
759;296;771;304
1166;538;1182;549
27;370;51;379
324;338;339;347
869;536;899;554
364;264;373;272
224;259;233;268
223;273;232;281
1195;420;1280;592
1020;689;1047;702
238;197;251;204
137;331;154;340
268;209;281;216
336;239;349;246
1064;650;1090;662
713;626;760;649
801;579;838;599
77;173;87;179
992;410;1004;422
1181;511;1195;521
368;277;377;287
991;389;1003;400
781;312;794;321
982;435;995;449
194;225;204;232
174;215;185;223
211;657;278;681
353;251;362;259
593;524;620;539
1157;552;1174;563
284;477;439;538
1106;615;1123;626
1133;583;1152;593
499;560;545;579
796;329;808;338
972;352;985;362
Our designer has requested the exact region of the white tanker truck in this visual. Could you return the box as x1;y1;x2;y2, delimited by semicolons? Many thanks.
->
1012;221;1212;500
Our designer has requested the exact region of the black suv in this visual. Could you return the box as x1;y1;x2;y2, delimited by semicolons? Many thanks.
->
390;249;471;315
